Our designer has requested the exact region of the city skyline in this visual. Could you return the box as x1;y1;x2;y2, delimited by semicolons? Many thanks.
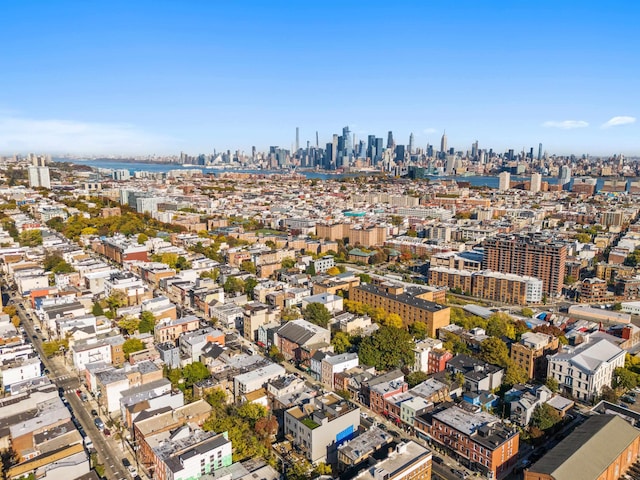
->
1;1;639;156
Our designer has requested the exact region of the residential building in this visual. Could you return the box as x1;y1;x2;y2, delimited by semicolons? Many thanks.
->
350;283;450;337
337;427;394;472
275;319;331;362
483;235;567;296
321;352;359;390
446;355;504;393
547;338;625;402
284;392;360;464
510;332;559;380
415;406;519;479
412;338;443;373
354;441;432;480
154;315;200;344
151;427;231;480
243;302;279;342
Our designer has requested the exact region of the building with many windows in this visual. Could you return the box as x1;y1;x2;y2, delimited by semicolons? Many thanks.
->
415;405;519;479
510;332;559;380
483;235;567;295
546;338;625;402
350;283;450;337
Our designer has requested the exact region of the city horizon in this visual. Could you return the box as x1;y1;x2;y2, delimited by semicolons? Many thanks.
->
1;1;639;156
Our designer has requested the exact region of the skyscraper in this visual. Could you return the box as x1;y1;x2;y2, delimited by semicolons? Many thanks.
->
471;141;479;159
387;131;394;149
483;235;567;295
409;133;415;154
295;127;299;152
537;143;543;162
440;131;447;155
28;165;51;189
342;126;352;158
498;171;511;191
559;165;572;185
530;173;542;193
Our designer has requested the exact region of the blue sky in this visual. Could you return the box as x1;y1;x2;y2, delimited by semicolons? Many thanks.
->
1;1;638;156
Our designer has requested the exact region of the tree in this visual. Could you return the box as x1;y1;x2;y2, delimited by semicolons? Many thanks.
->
406;371;428;388
10;315;20;328
200;268;220;281
504;362;529;386
254;415;278;440
175;255;191;271
545;377;559;393
42;340;66;358
479;337;510;368
183;362;210;387
303;303;331;328
358;273;372;283
600;385;619;403
18;230;43;247
122;338;145;360
521;308;534;318
313;463;332;478
236;402;268;427
91;302;104;316
244;277;258;299
105;291;127;317
268;345;285;363
442;332;470;355
530;403;561;432
615;367;638;390
137;233;148;244
358;326;415;371
280;306;301;322
118;315;140;335
240;260;256;274
336;389;351;401
409;321;429;340
223;276;245;294
326;266;340;276
139;311;156;334
485;312;516;340
331;332;352;354
281;257;296;269
383;313;403;329
612;302;623;311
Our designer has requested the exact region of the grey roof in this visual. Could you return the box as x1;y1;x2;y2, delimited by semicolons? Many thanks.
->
276;319;327;345
338;426;393;462
529;415;640;480
355;283;446;313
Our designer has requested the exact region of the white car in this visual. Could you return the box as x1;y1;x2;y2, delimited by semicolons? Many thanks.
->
127;465;138;477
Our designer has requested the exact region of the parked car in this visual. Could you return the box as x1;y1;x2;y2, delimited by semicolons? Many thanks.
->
433;456;444;465
91;409;98;417
127;465;138;477
103;428;111;436
94;418;105;430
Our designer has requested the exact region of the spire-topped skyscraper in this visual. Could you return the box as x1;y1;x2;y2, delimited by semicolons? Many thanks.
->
409;132;414;154
440;130;447;154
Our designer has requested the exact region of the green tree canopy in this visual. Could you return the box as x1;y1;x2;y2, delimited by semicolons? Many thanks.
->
530;403;562;432
358;326;415;371
408;321;429;340
281;257;296;269
18;230;43;247
406;371;428;388
118;316;140;335
182;361;210;387
244;277;258;299
504;362;528;386
331;331;352;354
485;312;516;339
240;260;256;274
223;276;245;294
139;310;156;334
303;302;331;328
122;338;145;359
479;337;510;368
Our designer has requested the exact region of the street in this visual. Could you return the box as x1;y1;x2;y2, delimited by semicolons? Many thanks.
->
16;297;131;480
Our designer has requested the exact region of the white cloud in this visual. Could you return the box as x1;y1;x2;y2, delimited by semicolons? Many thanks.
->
542;120;589;129
0;114;176;155
601;116;636;128
423;128;437;134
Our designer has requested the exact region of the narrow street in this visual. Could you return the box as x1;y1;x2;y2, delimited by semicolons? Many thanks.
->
16;297;131;480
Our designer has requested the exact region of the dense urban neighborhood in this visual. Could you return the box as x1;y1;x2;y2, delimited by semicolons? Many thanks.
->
2;152;640;480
